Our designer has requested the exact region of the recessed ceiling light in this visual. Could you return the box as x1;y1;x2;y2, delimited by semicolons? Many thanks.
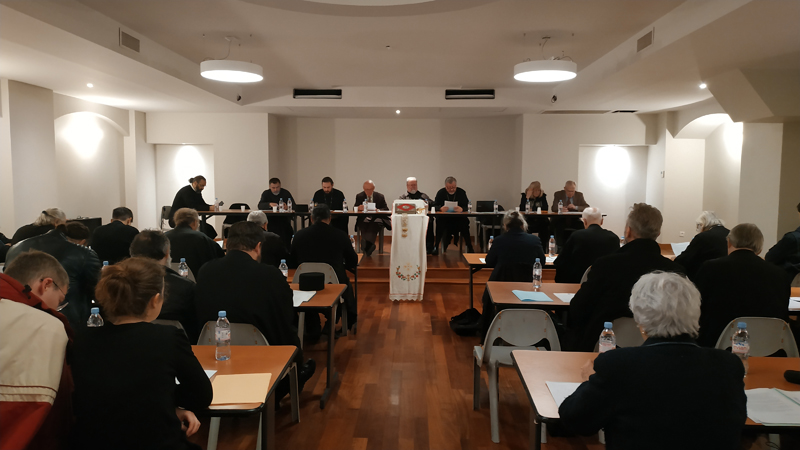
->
86;83;94;88
699;83;707;89
396;110;401;114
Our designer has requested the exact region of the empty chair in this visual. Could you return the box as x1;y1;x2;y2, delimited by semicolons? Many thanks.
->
593;317;644;351
294;262;350;342
222;203;250;238
197;321;299;450
473;309;561;443
714;317;799;357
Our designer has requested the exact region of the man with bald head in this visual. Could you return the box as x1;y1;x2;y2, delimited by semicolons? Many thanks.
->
554;207;619;283
354;180;390;256
551;180;590;249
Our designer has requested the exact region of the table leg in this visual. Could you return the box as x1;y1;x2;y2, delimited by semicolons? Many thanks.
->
320;303;338;409
201;213;209;228
530;408;541;450
297;311;305;349
263;395;275;450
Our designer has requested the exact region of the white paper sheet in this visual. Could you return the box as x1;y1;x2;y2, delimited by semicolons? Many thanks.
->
367;202;377;211
479;258;486;264
293;290;316;307
554;293;575;303
670;242;690;257
546;256;556;264
443;201;459;211
789;298;800;310
746;388;800;425
546;381;582;408
177;370;216;384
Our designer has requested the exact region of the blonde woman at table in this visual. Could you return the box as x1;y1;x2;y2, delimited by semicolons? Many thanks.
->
559;272;746;450
71;258;212;450
519;181;550;243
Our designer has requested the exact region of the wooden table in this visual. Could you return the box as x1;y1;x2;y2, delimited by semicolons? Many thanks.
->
487;281;580;311
511;350;800;450
288;254;362;304
463;253;558;309
192;345;298;450
292;283;347;409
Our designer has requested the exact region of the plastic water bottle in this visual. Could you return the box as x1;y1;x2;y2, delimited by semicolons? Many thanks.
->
279;259;289;278
558;199;564;214
279;198;285;212
549;235;556;257
215;311;231;361
178;258;189;277
732;322;750;375
468;200;472;213
487;236;494;251
309;199;314;211
287;198;292;212
619;235;625;247
87;307;104;327
493;200;498;213
599;322;616;353
215;197;220;212
526;199;532;213
102;261;109;270
350;235;356;251
343;199;348;212
532;258;542;289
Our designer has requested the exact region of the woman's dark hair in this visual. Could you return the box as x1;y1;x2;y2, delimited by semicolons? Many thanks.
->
312;204;332;223
95;257;165;321
60;221;91;241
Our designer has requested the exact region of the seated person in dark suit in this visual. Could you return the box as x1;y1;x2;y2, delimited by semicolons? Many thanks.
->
765;201;800;286
354;180;391;256
257;177;295;248
71;258;212;450
560;272;746;450
130;230;199;343
91;207;139;265
480;211;546;339
168;175;220;239
291;204;359;337
165;208;224;279
433;176;474;253
554;207;619;283
551;180;589;249
566;203;684;352
62;221;91;247
312;176;349;235
10;208;67;245
399;177;436;254
195;222;315;399
246;210;289;268
694;223;791;348
674;211;729;281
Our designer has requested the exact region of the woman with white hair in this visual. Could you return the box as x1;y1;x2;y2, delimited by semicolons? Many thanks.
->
559;272;747;449
10;208;67;244
674;210;729;280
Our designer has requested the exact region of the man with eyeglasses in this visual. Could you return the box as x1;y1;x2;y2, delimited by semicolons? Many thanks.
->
1;250;74;450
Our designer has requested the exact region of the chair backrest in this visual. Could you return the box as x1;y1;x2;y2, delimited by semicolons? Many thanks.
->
714;317;799;357
580;266;591;284
197;321;269;346
481;309;561;365
223;203;250;225
169;262;196;283
160;206;172;230
593;317;644;351
295;262;339;285
152;319;188;339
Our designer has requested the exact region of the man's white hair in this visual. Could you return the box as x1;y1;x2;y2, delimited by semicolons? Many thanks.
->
247;210;267;227
696;211;724;231
581;207;602;224
629;272;700;338
406;177;417;183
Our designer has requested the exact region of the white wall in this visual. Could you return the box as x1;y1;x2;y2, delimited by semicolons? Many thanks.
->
0;79;14;234
662;133;705;243
134;111;158;229
578;145;649;237
645;114;666;213
739;123;784;250
702;121;741;226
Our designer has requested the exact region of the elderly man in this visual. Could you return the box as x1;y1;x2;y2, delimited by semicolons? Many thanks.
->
247;210;290;268
566;203;683;351
164;208;224;278
312;176;349;235
694;223;790;347
10;208;67;245
766;201;800;286
674;211;729;281
554;207;619;283
354;180;390;256
560;272;746;449
257;177;295;248
129;230;199;343
433;176;474;253
399;177;436;254
551;180;590;248
168;175;220;239
91;207;140;265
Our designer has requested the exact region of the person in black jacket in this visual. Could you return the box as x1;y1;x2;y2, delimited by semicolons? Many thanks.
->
565;203;684;352
257;177;295;248
91;207;139;265
765;201;800;286
246;210;290;268
312;177;349;235
554;207;619;283
694;223;791;347
71;257;212;450
399;177;436;254
195;222;315;399
291;204;359;336
519;181;550;243
165;208;224;279
433;176;474;253
0;231;9;263
169;175;219;239
674;211;729;281
10;208;66;245
130;230;199;343
560;272;746;450
354;180;391;256
6;227;101;333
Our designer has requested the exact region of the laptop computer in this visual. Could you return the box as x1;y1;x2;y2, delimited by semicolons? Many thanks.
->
476;201;495;212
293;204;309;213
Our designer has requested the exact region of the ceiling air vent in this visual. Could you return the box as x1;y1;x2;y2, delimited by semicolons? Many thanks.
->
611;110;638;114
293;89;342;99
119;29;140;53
445;89;495;100
637;29;654;52
541;110;610;115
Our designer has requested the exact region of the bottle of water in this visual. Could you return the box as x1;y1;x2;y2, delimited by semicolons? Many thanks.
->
732;322;750;375
309;199;314;211
493;200;498;213
558;199;564;214
287;198;293;212
350;235;356;251
619;235;625;247
362;199;368;212
488;236;494;251
526;199;532;213
178;258;189;277
279;259;289;278
87;307;104;327
549;235;556;257
343;199;348;212
468;200;473;213
599;322;616;353
215;311;231;361
532;258;542;289
215;197;220;212
102;261;109;270
279;198;285;212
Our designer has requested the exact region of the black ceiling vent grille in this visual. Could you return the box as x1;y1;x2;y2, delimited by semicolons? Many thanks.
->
293;89;342;99
637;29;654;52
611;110;638;114
119;29;140;53
445;89;495;100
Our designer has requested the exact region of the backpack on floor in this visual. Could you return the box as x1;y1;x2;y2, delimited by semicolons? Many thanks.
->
449;308;482;336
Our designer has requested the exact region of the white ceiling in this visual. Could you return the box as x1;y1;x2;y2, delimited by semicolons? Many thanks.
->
1;0;798;118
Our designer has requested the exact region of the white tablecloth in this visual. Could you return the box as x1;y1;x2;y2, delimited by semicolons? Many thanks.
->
389;212;429;301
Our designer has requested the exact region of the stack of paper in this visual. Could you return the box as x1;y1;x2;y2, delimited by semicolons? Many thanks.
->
789;297;800;310
546;381;581;407
670;242;690;257
545;256;557;264
745;388;800;425
211;373;272;406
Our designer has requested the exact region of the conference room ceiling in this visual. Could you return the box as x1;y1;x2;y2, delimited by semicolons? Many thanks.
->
1;0;798;117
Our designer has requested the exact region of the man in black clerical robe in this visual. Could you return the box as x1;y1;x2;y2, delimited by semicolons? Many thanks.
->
433;176;474;253
399;177;436;254
257;177;295;248
312;177;349;235
169;175;218;239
